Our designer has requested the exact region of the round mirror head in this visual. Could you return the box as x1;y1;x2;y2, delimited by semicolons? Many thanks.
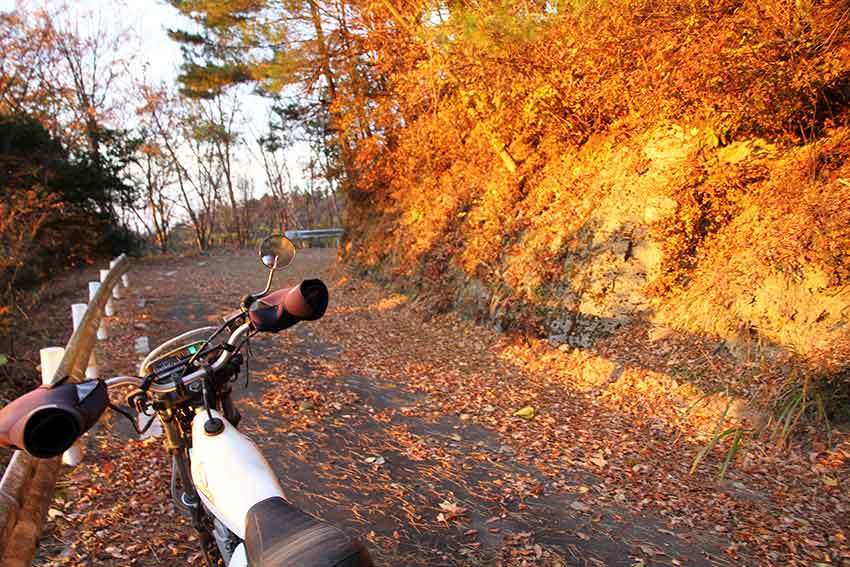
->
259;235;296;269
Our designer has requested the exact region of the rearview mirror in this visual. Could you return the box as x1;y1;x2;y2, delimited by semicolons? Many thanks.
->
259;235;296;270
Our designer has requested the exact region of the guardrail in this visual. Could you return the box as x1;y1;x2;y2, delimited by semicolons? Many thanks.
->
0;254;131;567
284;228;344;247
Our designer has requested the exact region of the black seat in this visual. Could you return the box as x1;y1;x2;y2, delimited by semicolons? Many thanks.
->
245;497;374;567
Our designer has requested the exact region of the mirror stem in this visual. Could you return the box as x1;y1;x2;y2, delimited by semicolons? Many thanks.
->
258;266;276;298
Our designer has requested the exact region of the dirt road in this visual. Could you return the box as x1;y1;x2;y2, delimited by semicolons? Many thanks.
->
32;249;848;566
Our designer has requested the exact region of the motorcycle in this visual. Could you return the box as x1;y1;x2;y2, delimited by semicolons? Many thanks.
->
0;235;374;567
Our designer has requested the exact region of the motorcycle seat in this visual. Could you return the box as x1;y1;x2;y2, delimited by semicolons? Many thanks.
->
244;497;373;567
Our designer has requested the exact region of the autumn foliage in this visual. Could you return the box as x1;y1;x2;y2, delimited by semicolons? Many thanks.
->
0;3;845;564
314;0;850;413
170;0;850;413
0;8;138;294
341;0;849;267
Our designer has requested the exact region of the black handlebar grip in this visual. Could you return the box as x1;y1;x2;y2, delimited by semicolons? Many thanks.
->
248;279;329;333
0;380;108;458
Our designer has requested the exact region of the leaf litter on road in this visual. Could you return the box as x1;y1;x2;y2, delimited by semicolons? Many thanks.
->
29;250;850;567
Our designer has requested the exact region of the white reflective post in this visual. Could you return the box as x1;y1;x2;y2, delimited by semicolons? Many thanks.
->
86;351;99;379
121;271;129;288
100;270;114;316
40;347;83;466
70;303;86;332
39;347;64;386
72;304;98;378
88;282;107;340
134;336;150;354
109;260;121;299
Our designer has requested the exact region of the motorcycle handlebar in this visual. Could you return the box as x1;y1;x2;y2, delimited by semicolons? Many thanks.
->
0;380;108;458
248;279;329;333
0;278;330;458
0;317;251;458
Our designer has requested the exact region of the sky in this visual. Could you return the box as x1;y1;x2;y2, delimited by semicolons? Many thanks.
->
1;0;312;196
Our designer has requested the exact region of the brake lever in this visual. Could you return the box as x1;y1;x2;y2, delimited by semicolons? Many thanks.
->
110;402;157;436
241;294;256;311
127;390;149;414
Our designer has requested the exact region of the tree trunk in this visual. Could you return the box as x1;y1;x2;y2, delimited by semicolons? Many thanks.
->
308;0;356;189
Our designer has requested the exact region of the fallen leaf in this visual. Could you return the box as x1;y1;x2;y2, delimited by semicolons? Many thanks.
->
438;500;467;519
513;406;535;420
104;546;127;559
589;452;607;468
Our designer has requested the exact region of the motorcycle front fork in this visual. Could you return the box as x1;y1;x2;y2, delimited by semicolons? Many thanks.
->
161;413;224;567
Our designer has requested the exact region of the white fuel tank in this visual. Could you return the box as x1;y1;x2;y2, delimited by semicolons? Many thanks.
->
190;410;285;538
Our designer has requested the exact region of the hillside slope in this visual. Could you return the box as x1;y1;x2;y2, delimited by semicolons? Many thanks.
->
342;0;850;420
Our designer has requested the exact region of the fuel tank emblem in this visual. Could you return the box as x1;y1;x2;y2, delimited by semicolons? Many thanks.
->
192;460;215;505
